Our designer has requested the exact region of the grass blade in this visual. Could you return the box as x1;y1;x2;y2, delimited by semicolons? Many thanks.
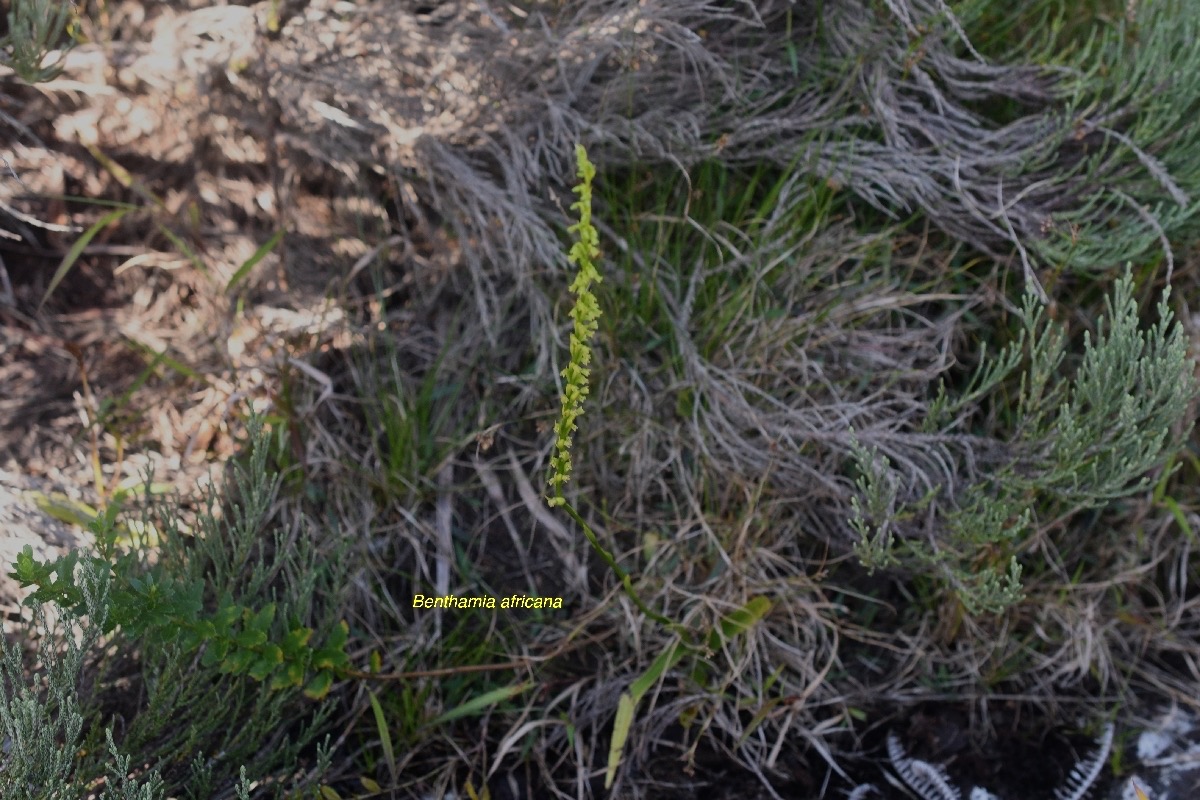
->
707;595;772;651
426;682;532;727
39;208;132;312
605;692;635;790
367;690;398;789
156;223;209;276
628;637;686;704
226;229;284;291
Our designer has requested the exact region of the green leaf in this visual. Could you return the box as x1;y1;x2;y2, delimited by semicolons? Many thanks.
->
269;671;294;692
29;491;99;529
310;621;350;670
720;596;772;638
312;648;348;671
226;229;284;291
426;682;533;726
202;638;230;667
706;596;772;652
195;619;218;641
628;638;686;705
326;619;349;650
179;625;206;653
282;626;313;655
234;628;269;649
303;670;334;700
248;655;279;682
248;603;276;633
221;648;256;675
247;644;284;681
10;544;45;583
368;690;398;788
39;208;133;312
606;632;702;790
285;658;307;687
605;693;635;789
214;599;241;629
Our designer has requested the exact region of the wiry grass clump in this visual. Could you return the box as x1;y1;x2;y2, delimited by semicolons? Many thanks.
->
282;0;1200;383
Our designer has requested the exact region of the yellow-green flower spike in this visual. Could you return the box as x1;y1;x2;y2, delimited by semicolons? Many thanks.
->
548;145;603;506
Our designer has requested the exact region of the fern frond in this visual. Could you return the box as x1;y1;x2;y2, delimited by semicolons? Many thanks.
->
887;731;963;800
1053;723;1114;800
968;788;1000;800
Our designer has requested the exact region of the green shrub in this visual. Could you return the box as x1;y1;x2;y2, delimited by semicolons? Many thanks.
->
0;0;77;84
5;417;347;797
853;268;1198;615
0;560;131;799
10;420;348;700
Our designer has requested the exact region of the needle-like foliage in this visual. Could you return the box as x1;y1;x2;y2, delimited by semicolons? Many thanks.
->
851;724;1115;800
853;268;1197;615
3;419;346;796
0;0;77;84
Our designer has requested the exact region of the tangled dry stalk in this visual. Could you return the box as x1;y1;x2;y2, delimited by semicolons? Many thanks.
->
3;0;1200;798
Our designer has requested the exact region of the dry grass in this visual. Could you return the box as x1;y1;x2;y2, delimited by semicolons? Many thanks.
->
3;0;1200;798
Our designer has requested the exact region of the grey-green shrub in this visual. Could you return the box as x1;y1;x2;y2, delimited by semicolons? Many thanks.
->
0;0;76;84
853;268;1198;615
5;418;346;797
0;558;167;799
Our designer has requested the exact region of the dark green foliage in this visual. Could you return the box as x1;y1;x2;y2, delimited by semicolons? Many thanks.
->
10;510;347;700
0;562;105;799
0;0;76;83
4;418;349;797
